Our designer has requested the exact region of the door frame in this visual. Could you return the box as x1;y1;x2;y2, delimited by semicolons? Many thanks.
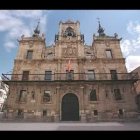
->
60;93;80;121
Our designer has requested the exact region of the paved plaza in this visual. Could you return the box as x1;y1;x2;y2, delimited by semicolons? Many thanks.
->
0;122;140;131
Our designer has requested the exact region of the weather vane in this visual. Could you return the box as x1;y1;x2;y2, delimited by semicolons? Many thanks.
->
97;17;100;24
35;18;40;28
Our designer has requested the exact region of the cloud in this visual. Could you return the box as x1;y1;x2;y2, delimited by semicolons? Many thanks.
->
0;10;49;52
120;39;133;57
11;10;44;18
127;21;140;34
121;21;140;57
120;21;140;72
126;56;140;72
4;41;16;52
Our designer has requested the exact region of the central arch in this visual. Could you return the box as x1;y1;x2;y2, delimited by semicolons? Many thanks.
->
61;93;79;121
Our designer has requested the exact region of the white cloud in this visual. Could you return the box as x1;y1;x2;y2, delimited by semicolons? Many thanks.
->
4;41;17;52
11;10;44;18
120;21;140;72
0;10;49;52
121;21;140;57
120;39;133;57
127;21;140;34
126;56;140;72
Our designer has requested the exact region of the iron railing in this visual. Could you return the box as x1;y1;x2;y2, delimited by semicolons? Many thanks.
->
1;72;139;82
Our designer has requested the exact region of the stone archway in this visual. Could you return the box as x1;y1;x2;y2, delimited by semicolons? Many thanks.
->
61;93;79;121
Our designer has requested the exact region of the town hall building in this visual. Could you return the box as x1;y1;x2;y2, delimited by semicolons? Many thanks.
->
2;20;139;122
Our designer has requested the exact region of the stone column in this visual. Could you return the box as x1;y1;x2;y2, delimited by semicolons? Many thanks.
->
56;86;60;121
80;86;86;122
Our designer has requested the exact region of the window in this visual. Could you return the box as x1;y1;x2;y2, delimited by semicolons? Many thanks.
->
43;110;47;117
22;71;29;81
118;109;124;118
17;109;24;118
106;49;113;58
114;89;122;100
94;110;98;116
90;89;97;101
43;91;51;103
31;91;35;100
119;109;123;116
0;91;2;97
87;70;95;80
136;94;140;111
105;90;109;98
66;70;74;80
19;90;27;102
110;70;118;80
45;71;52;81
26;50;33;59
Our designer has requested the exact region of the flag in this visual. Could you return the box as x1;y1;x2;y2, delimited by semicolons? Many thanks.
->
66;59;72;72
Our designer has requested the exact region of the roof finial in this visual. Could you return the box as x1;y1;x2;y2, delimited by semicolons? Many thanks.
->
97;18;105;37
33;19;40;37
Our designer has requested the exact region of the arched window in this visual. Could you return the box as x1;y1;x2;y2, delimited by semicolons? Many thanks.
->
90;89;97;101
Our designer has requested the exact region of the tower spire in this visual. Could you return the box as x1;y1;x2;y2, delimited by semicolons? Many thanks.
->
97;18;105;37
33;19;40;37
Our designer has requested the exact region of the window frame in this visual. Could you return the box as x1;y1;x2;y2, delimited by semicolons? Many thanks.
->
89;89;97;101
26;50;33;60
66;70;74;80
94;110;98;116
43;110;47;117
110;70;118;80
18;90;27;102
45;71;52;81
114;89;122;100
87;70;95;80
22;71;29;81
42;90;51;103
106;49;113;59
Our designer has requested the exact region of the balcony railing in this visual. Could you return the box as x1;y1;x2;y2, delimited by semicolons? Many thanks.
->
2;72;139;82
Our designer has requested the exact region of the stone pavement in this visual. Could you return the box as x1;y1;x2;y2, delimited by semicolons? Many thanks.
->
0;122;140;131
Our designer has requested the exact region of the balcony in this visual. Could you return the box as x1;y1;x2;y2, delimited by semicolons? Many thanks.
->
2;72;139;83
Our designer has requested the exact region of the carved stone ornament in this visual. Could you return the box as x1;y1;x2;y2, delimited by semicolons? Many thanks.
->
29;41;34;48
62;47;77;57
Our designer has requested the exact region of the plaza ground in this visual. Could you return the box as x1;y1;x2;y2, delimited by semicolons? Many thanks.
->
0;121;140;131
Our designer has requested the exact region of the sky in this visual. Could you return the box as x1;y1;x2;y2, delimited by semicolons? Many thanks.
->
0;10;140;75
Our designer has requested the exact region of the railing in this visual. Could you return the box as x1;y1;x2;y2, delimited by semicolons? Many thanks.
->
2;72;139;82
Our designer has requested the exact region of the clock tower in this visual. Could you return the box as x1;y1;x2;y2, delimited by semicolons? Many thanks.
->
54;20;85;58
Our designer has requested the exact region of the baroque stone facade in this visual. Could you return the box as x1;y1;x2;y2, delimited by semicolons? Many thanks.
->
2;20;139;122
